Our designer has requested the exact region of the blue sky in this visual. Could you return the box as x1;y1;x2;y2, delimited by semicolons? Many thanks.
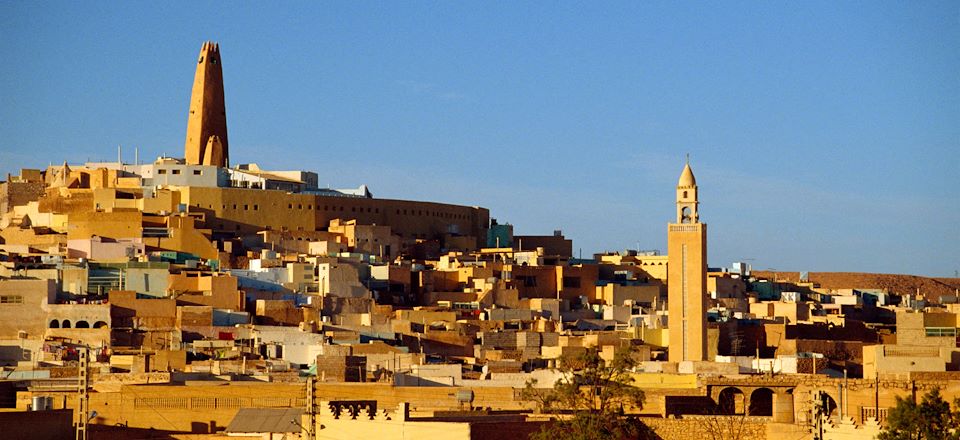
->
1;2;957;276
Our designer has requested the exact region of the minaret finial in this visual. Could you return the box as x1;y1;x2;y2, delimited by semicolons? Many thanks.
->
686;153;690;165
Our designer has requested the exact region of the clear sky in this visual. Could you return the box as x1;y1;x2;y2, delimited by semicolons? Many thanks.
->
1;2;957;276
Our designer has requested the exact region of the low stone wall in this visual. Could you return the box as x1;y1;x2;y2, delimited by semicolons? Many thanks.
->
644;415;769;440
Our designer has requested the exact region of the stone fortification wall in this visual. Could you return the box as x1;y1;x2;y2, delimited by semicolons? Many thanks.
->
182;186;489;248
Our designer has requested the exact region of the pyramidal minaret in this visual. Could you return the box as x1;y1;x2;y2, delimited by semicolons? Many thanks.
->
184;41;228;167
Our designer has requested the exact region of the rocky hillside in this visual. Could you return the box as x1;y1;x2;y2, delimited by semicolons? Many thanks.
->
750;271;960;301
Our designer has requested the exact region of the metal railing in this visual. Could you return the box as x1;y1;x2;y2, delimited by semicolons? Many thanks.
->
861;406;889;422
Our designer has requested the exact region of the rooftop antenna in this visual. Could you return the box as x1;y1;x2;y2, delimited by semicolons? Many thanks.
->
117;144;121;164
134;147;139;166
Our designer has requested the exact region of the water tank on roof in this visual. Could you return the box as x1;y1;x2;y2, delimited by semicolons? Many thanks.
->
455;389;475;405
31;396;52;411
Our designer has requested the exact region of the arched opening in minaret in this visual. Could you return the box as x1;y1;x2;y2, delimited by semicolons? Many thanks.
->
681;207;692;224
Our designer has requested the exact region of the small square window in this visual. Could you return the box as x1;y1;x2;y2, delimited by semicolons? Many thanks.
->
193;170;202;175
172;169;181;175
157;169;167;175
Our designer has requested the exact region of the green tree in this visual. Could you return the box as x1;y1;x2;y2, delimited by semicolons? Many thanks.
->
878;388;959;440
525;346;654;440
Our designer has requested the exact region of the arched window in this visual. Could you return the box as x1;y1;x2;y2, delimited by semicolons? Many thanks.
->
75;321;90;329
93;321;108;329
681;207;692;224
717;387;746;415
62;320;71;329
49;320;60;329
683;190;688;198
749;388;774;416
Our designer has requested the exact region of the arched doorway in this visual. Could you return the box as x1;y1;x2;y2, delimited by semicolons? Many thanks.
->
75;321;90;328
93;321;108;328
49;320;60;328
717;387;746;415
749;388;774;416
62;320;71;328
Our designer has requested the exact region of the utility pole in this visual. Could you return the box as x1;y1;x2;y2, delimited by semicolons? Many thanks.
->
305;377;316;440
813;391;826;440
875;373;880;420
843;368;848;420
75;347;89;440
838;382;844;420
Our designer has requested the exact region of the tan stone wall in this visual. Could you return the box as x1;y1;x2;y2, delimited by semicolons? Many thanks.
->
0;278;55;339
255;299;301;326
153;215;219;259
556;264;599;301
510;265;558;299
37;187;94;216
26;382;526;433
0;180;45;214
0;225;66;250
704;374;960;425
67;209;143;240
109;290;178;329
644;416;769;440
169;273;243;310
596;283;661;306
